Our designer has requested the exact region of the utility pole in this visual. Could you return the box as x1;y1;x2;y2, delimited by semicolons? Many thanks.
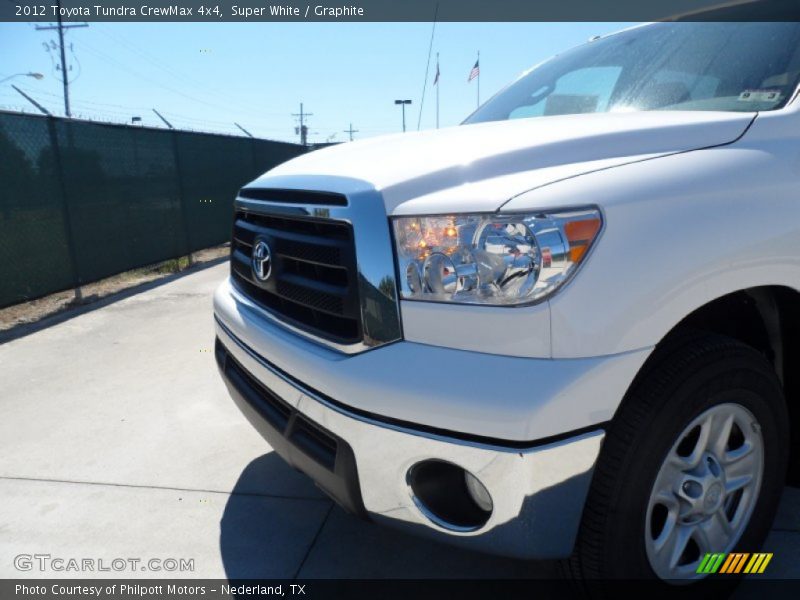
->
35;0;87;118
152;108;174;129
394;99;412;132
344;123;359;141
292;103;312;146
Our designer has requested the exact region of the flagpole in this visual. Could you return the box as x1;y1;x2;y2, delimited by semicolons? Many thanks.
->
436;52;440;129
477;50;480;108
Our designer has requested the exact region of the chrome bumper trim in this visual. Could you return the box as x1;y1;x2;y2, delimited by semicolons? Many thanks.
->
216;321;605;559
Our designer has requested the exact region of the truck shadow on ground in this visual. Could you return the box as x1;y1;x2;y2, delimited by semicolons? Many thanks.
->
219;453;552;579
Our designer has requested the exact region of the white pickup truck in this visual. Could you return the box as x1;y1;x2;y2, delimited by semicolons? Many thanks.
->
214;22;800;585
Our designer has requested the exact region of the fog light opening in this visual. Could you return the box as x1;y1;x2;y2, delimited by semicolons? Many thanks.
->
464;471;493;513
406;460;493;531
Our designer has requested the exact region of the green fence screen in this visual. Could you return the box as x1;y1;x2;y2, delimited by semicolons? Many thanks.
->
0;111;306;308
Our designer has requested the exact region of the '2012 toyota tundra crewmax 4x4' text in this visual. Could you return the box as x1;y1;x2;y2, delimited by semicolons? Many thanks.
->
214;22;800;585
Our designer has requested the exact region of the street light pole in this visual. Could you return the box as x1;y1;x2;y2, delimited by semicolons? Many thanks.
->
0;72;44;84
394;99;412;132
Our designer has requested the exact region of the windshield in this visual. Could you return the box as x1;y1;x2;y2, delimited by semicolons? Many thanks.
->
466;22;800;124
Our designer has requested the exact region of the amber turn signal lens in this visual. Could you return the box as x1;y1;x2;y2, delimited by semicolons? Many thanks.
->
565;217;602;263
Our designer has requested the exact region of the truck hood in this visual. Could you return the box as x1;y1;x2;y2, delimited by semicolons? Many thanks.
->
257;111;755;214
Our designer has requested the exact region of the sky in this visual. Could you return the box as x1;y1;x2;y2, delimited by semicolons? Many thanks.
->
0;21;632;143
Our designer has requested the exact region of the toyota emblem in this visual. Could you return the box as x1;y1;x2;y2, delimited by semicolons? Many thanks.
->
251;239;273;282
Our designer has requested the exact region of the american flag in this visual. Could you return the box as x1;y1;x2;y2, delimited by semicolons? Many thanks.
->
433;62;440;86
468;59;480;82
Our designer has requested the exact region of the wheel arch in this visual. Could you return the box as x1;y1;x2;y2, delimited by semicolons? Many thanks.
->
632;285;800;483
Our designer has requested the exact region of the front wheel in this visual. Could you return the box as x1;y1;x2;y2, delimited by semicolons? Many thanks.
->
645;402;764;580
567;331;789;589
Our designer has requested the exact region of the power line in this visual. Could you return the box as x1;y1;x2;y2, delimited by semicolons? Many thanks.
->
73;40;294;129
7;87;286;132
92;24;288;117
0;94;298;141
0;101;350;143
71;38;274;118
22;23;354;142
73;40;226;110
5;85;146;111
416;2;439;131
4;79;363;143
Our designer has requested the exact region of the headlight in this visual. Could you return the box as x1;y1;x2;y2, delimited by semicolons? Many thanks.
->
391;208;602;305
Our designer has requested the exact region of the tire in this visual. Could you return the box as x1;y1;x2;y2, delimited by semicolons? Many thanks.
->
565;330;789;593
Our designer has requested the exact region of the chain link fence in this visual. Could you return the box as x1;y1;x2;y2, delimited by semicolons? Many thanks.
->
0;110;306;308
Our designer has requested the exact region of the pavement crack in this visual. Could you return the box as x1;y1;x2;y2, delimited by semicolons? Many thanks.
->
0;475;329;503
293;501;335;579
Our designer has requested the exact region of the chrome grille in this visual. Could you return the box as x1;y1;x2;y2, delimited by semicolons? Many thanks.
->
230;209;361;344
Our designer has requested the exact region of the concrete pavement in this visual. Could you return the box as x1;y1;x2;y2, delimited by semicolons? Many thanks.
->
0;262;797;581
0;263;539;579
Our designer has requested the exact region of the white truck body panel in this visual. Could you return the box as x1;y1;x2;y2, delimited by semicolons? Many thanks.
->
261;111;754;215
214;21;800;560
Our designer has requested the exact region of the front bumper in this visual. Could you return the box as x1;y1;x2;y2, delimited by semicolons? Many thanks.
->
215;317;605;559
215;276;650;442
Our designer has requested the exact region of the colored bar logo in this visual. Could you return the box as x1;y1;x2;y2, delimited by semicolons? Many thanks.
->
697;552;773;574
